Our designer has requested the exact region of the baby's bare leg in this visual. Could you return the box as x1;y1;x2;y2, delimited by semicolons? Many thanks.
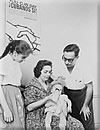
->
59;112;66;130
45;112;53;130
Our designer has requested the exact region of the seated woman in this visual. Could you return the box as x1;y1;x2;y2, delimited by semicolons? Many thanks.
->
24;59;84;130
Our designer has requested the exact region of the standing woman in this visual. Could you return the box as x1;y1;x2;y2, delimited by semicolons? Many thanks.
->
24;60;84;130
0;40;33;129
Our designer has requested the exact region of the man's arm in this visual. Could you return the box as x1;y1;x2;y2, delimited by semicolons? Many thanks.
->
80;81;93;121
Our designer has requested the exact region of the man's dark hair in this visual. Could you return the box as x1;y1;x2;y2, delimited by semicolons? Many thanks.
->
63;43;80;57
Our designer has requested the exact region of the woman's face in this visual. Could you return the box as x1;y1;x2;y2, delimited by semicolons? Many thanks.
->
12;51;28;63
39;65;52;82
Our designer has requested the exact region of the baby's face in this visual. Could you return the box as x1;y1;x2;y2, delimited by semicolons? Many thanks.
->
51;84;63;94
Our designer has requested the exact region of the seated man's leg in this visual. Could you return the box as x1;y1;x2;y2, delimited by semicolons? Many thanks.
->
45;112;53;130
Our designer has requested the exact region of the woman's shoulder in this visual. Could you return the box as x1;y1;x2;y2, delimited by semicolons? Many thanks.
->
0;55;9;65
0;55;11;75
24;77;40;96
25;77;44;92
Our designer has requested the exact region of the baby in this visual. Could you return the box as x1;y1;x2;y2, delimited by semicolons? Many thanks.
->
45;77;72;130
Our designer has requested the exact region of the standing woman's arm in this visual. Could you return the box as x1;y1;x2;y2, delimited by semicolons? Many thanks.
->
0;75;13;122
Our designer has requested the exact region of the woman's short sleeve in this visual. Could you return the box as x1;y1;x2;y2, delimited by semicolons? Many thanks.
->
24;85;39;106
0;57;8;76
24;78;47;106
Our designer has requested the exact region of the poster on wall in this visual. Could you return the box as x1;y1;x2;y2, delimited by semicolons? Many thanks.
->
6;0;41;54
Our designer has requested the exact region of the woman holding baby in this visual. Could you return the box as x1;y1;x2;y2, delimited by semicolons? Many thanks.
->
24;59;84;130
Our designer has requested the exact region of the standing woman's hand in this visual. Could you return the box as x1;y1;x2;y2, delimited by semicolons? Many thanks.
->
0;76;13;123
3;107;13;123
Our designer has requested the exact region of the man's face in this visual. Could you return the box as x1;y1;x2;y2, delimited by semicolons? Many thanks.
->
62;51;78;68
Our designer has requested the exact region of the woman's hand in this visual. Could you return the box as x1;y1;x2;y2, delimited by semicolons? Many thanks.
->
45;94;54;102
27;104;32;111
3;107;13;123
45;94;58;104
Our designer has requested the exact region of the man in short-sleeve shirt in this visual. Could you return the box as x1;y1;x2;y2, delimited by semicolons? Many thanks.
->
55;44;95;130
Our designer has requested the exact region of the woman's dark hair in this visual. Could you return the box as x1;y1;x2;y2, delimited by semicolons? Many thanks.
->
63;43;80;57
34;60;52;78
0;40;33;59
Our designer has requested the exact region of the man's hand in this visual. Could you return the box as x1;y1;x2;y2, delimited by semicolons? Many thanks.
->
80;104;91;121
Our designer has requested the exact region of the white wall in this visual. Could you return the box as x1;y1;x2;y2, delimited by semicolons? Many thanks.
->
0;0;6;53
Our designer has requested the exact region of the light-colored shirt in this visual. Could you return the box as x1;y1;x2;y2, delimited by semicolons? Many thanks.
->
53;59;93;90
0;54;22;86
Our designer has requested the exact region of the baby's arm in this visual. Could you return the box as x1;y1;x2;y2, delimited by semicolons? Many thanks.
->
62;94;72;113
67;98;72;113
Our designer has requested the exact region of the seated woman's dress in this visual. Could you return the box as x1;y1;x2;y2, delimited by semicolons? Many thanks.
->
24;77;84;130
